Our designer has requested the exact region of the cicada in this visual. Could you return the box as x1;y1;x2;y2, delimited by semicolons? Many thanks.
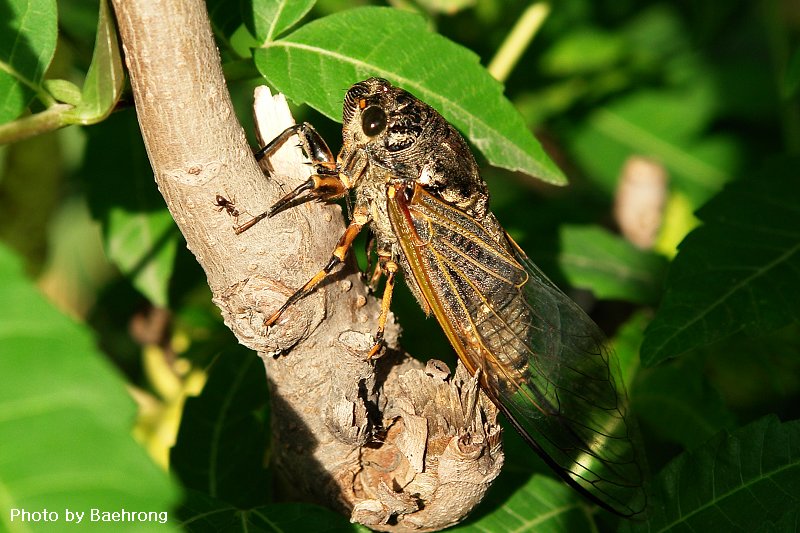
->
239;78;646;517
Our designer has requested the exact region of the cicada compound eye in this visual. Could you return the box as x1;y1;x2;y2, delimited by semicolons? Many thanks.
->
361;106;387;137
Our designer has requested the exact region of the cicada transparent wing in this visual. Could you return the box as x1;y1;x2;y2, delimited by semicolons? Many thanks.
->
387;183;647;517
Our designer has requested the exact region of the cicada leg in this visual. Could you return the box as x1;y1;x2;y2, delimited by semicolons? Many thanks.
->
367;256;398;359
363;233;385;291
254;122;335;169
264;212;367;327
237;123;346;234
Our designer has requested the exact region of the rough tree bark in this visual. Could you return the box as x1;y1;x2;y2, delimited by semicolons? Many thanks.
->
111;1;503;530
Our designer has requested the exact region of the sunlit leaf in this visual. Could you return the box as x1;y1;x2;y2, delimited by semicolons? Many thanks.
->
0;243;180;531
83;111;179;307
0;0;58;122
540;28;625;76
570;86;738;205
451;474;594;532
64;0;125;125
255;7;565;184
44;79;82;105
249;0;316;43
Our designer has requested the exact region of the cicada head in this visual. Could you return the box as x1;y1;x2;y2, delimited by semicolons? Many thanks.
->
342;77;431;157
342;78;489;217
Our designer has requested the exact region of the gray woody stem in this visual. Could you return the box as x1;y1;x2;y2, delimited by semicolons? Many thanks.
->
110;1;502;530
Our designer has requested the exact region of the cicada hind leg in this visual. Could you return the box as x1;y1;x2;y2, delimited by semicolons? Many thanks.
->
260;207;395;361
366;253;399;359
235;122;347;234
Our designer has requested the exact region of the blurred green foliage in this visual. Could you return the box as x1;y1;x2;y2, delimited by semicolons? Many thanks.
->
2;0;799;531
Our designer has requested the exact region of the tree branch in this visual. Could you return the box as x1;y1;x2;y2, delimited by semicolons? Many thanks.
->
111;1;503;530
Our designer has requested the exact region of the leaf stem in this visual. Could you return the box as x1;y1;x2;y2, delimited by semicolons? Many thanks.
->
0;104;72;145
487;2;550;83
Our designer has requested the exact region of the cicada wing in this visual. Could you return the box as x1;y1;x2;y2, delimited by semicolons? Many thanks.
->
388;185;647;517
495;253;648;517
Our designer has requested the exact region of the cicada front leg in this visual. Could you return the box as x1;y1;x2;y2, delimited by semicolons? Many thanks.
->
237;122;362;328
236;122;347;234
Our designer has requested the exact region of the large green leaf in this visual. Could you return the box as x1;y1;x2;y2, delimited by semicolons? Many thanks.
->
83;111;179;307
558;225;668;304
177;491;367;532
0;0;58;123
254;7;566;185
0;243;180;532
629;415;800;532
171;348;269;509
635;366;736;449
451;474;594;532
641;162;800;366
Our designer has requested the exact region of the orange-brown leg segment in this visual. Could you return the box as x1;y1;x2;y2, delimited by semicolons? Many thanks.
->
367;258;398;359
235;174;348;235
264;218;365;327
238;122;344;235
368;262;384;289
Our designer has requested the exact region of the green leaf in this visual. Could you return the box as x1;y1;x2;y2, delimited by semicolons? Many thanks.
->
0;243;180;532
83;111;179;307
171;348;269;509
635;366;736;449
703;326;800;412
756;509;799;533
0;0;58;123
539;27;626;76
785;47;800;99
641;161;800;365
43;78;82;105
451;474;595;532
64;0;125;125
570;86;738;205
610;311;648;390
254;6;566;184
629;415;800;532
177;491;368;532
250;0;316;43
415;0;475;14
558;225;668;304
